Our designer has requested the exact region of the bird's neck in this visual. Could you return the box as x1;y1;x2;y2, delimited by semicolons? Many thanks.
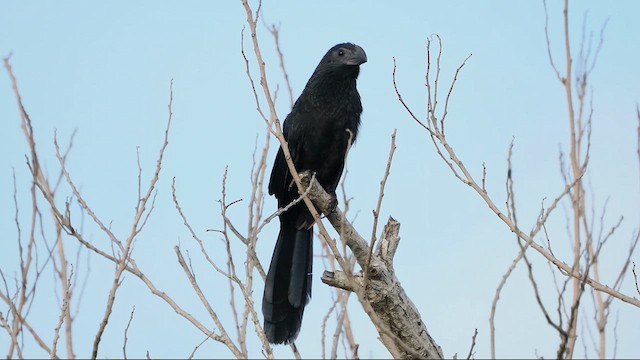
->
305;71;358;101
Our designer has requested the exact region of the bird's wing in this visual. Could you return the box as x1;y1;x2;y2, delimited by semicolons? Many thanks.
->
268;111;304;198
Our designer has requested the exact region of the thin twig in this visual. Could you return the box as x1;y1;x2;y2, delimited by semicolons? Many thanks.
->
633;262;640;296
187;336;210;360
321;297;340;359
266;23;294;108
174;247;243;357
364;130;397;288
122;305;135;360
466;328;478;360
51;268;73;359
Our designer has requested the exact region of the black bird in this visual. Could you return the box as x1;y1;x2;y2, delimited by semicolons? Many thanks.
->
262;43;367;344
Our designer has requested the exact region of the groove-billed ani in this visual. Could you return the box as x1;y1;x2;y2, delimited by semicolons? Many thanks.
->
263;43;367;344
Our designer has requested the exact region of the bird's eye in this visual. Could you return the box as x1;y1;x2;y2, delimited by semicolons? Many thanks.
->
338;49;345;56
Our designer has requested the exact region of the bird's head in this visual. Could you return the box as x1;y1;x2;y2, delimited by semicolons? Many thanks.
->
320;43;367;67
310;43;367;80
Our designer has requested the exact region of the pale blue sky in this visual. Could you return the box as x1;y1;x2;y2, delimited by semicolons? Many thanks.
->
1;1;639;358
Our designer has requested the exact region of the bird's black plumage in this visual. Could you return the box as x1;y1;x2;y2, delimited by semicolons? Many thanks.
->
262;43;367;344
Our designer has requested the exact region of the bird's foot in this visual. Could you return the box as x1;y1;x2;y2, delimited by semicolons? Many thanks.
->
327;192;339;215
319;193;339;219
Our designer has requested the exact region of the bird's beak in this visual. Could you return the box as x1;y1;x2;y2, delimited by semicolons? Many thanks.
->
347;45;367;66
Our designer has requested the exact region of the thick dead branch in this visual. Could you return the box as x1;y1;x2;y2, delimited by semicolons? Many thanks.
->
300;172;443;359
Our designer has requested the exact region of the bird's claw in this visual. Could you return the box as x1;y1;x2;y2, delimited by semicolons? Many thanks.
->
319;193;339;219
328;193;339;215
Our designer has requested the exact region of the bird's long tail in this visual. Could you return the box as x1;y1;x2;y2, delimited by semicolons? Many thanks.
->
262;219;313;344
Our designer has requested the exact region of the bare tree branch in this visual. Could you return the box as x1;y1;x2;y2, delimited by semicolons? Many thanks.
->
300;173;443;359
122;305;135;360
51;267;73;359
85;79;175;360
466;328;478;360
394;34;640;310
